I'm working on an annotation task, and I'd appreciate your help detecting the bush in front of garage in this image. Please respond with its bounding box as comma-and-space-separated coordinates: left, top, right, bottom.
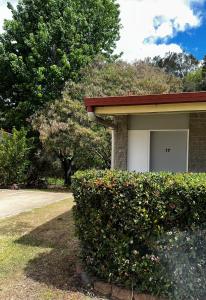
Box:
72, 170, 206, 299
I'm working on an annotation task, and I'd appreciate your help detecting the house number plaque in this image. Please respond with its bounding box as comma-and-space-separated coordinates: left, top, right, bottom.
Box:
165, 148, 171, 153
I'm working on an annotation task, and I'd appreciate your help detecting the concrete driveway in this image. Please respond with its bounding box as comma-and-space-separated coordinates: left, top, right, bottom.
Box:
0, 189, 72, 218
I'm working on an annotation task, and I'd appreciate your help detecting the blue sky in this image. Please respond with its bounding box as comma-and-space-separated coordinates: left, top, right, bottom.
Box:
1, 0, 206, 62
153, 1, 206, 60
116, 0, 206, 61
168, 17, 206, 60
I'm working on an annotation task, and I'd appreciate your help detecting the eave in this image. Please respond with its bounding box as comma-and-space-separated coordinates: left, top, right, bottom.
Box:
84, 92, 206, 115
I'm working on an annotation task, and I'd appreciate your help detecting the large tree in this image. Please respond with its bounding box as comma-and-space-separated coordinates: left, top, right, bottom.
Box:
67, 58, 183, 99
201, 55, 206, 91
149, 52, 199, 78
32, 97, 111, 185
32, 58, 183, 184
183, 68, 203, 92
0, 0, 120, 129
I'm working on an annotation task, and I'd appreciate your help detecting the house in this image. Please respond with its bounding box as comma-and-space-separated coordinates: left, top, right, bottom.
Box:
84, 92, 206, 173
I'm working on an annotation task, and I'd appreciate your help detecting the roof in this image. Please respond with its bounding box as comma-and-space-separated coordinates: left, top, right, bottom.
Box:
84, 92, 206, 115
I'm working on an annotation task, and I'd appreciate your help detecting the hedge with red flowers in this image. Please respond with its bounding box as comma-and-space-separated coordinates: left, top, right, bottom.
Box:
72, 170, 206, 299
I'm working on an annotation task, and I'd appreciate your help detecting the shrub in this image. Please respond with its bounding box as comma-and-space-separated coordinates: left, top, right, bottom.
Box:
72, 170, 206, 299
0, 128, 31, 186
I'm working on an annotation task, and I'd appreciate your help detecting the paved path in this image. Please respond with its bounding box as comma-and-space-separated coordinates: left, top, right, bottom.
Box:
0, 189, 72, 218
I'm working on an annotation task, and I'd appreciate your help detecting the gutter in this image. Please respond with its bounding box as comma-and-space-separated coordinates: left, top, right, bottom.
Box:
85, 92, 206, 108
86, 104, 117, 129
87, 106, 96, 122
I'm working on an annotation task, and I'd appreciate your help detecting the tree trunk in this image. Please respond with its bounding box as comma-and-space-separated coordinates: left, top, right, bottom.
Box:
61, 158, 73, 186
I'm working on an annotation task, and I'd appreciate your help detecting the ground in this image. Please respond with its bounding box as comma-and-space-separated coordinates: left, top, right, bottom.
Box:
0, 195, 105, 300
0, 189, 72, 218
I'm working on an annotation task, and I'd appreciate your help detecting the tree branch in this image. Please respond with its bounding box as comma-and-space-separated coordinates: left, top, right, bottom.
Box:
95, 116, 117, 129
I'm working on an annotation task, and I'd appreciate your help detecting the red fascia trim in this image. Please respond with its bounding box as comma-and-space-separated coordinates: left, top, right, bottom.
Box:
84, 92, 206, 110
87, 106, 94, 112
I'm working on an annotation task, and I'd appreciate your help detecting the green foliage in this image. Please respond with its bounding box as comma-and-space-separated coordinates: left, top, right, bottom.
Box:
182, 55, 206, 92
183, 68, 203, 92
0, 0, 120, 129
32, 57, 183, 184
32, 97, 110, 184
67, 58, 183, 100
47, 177, 64, 186
149, 51, 199, 78
72, 170, 206, 299
0, 128, 31, 186
201, 55, 206, 91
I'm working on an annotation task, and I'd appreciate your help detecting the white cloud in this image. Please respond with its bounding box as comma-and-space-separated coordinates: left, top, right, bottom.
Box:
116, 0, 205, 61
0, 0, 204, 62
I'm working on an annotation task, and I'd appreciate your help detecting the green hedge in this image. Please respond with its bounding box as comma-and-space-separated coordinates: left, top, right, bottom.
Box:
72, 170, 206, 299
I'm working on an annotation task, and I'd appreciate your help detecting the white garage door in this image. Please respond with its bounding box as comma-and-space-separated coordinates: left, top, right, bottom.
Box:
150, 131, 188, 172
128, 130, 150, 172
127, 130, 188, 172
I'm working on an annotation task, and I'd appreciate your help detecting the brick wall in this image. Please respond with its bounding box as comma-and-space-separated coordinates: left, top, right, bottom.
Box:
113, 116, 128, 170
189, 112, 206, 172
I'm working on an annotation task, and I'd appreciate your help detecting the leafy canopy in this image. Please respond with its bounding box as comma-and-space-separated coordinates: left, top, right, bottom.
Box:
0, 0, 120, 128
67, 58, 183, 100
182, 55, 206, 92
32, 96, 111, 184
148, 51, 199, 78
32, 58, 183, 182
183, 68, 203, 92
0, 128, 31, 186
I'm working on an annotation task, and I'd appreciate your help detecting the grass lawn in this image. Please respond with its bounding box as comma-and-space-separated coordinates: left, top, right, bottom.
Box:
47, 177, 65, 186
0, 198, 103, 300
